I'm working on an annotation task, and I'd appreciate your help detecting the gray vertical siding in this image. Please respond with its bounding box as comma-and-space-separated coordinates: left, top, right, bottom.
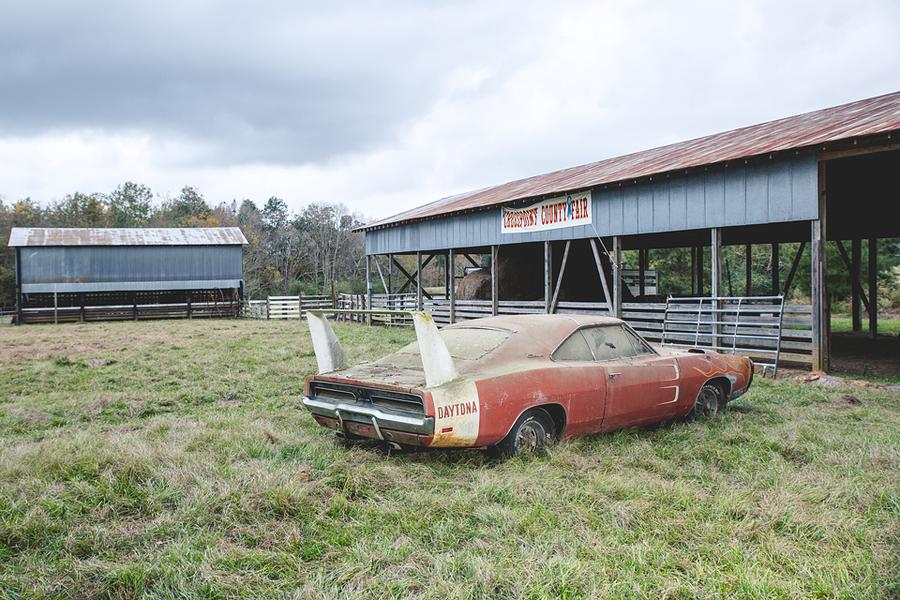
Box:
19, 245, 244, 292
366, 153, 818, 254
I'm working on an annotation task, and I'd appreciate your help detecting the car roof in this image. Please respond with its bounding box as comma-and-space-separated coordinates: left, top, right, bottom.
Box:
445, 313, 624, 333
441, 314, 628, 362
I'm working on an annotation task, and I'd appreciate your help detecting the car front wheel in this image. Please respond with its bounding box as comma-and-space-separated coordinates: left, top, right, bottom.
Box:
489, 407, 557, 459
688, 382, 726, 419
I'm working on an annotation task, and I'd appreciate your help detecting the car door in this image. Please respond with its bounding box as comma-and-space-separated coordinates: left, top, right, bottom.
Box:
579, 325, 681, 431
548, 328, 608, 435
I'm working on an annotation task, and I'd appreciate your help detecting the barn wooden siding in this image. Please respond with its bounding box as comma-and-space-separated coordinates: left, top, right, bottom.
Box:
365, 153, 817, 255
18, 245, 244, 293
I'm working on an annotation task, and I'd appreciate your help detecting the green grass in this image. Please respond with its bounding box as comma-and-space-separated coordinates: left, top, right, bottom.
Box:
832, 315, 900, 335
1, 319, 898, 598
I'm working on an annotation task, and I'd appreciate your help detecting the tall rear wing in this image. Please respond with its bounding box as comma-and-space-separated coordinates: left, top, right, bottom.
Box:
305, 309, 458, 388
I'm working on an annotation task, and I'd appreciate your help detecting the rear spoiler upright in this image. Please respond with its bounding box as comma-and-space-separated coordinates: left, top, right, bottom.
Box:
305, 309, 458, 388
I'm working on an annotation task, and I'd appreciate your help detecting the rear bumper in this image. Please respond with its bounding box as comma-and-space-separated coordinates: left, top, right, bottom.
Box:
302, 395, 434, 443
311, 414, 433, 446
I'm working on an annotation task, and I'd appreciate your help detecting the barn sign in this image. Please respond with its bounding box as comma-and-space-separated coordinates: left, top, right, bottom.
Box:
500, 191, 592, 234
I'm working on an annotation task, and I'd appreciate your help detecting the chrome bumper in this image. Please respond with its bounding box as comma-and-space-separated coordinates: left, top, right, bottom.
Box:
302, 396, 434, 437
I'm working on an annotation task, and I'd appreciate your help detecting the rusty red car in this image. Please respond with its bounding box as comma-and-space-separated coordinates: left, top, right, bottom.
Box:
302, 312, 753, 457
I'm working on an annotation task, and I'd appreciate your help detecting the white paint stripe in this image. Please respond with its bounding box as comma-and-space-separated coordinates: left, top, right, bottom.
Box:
429, 381, 480, 447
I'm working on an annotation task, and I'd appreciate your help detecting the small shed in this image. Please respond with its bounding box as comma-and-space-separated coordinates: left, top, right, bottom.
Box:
8, 227, 248, 323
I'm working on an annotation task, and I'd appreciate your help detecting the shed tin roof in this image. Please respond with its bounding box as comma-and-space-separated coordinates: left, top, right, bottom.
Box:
364, 91, 900, 230
8, 227, 248, 247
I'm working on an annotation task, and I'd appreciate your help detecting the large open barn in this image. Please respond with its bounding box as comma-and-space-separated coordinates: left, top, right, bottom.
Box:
360, 92, 900, 373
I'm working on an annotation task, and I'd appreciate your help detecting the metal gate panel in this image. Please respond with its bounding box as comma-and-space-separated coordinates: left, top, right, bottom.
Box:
660, 295, 785, 377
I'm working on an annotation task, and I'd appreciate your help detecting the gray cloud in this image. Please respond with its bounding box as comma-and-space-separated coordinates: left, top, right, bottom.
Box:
0, 1, 898, 214
0, 1, 538, 165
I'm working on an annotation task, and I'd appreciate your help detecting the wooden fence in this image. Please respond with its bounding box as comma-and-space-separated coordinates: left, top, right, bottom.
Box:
245, 295, 332, 319
19, 300, 240, 323
361, 293, 814, 366
245, 292, 814, 366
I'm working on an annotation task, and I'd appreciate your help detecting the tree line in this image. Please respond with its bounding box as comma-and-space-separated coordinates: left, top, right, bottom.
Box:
0, 183, 367, 307
2, 183, 897, 312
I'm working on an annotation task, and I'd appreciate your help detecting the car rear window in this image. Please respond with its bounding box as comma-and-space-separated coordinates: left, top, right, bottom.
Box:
551, 330, 594, 361
397, 327, 510, 360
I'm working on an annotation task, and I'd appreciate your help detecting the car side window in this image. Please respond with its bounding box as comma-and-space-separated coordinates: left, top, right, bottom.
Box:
620, 326, 654, 356
552, 330, 595, 361
580, 325, 651, 361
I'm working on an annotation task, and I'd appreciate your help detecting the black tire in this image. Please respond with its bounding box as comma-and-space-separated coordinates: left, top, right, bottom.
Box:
489, 408, 557, 459
687, 382, 726, 420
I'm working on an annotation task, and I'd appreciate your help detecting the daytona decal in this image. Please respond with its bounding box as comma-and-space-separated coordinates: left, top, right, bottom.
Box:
437, 401, 478, 419
429, 381, 480, 447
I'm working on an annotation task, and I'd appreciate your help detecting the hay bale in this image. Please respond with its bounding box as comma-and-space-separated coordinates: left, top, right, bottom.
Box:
456, 269, 491, 300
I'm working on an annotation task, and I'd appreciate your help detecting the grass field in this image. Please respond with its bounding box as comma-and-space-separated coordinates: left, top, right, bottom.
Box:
1, 319, 898, 598
832, 315, 900, 335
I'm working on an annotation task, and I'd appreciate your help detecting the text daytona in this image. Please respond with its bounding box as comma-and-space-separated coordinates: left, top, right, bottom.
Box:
437, 401, 478, 420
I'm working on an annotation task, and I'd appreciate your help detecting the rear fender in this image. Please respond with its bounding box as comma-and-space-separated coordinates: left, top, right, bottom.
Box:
471, 366, 601, 446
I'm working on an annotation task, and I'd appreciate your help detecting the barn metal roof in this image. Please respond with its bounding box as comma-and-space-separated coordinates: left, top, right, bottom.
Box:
8, 227, 248, 247
364, 91, 900, 230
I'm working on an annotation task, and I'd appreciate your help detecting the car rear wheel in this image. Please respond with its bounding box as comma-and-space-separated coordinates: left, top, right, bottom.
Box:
489, 408, 557, 459
689, 382, 726, 419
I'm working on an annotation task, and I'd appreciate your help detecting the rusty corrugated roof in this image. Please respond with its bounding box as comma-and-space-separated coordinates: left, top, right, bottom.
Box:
8, 227, 248, 247
364, 91, 900, 230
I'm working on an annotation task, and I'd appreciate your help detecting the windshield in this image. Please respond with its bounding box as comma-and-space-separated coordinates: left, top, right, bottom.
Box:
396, 327, 510, 360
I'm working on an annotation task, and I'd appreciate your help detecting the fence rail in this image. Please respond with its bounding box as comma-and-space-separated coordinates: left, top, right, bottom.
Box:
245, 295, 332, 319
18, 300, 240, 323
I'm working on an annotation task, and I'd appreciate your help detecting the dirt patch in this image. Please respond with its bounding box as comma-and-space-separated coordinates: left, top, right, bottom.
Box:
85, 358, 117, 368
830, 333, 900, 378
7, 407, 50, 425
798, 371, 846, 388
782, 369, 898, 391
0, 321, 231, 365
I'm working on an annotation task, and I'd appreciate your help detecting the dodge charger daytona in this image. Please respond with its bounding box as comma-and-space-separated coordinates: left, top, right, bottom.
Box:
302, 312, 753, 457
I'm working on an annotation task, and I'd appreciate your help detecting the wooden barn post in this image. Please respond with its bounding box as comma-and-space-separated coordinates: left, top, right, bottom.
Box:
770, 243, 779, 295
444, 251, 451, 300
490, 245, 499, 316
416, 251, 423, 311
14, 247, 23, 325
448, 248, 456, 324
544, 241, 552, 314
868, 238, 878, 338
745, 244, 752, 296
810, 162, 829, 371
638, 248, 647, 298
690, 246, 698, 295
711, 228, 722, 349
612, 236, 622, 318
851, 239, 861, 331
365, 254, 373, 325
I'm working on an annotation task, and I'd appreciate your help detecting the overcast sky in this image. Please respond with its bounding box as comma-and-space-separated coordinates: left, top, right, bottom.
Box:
1, 0, 898, 220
